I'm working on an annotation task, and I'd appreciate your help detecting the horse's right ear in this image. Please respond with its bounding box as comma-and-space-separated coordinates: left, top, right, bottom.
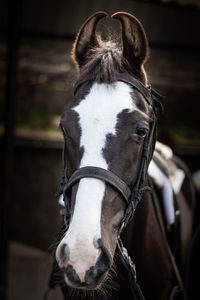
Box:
71, 11, 107, 69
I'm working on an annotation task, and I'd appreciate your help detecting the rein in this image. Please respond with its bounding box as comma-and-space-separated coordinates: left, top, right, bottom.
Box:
45, 74, 183, 300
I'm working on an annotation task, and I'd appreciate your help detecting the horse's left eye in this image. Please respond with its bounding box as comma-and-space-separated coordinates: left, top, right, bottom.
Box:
131, 128, 148, 140
136, 128, 148, 138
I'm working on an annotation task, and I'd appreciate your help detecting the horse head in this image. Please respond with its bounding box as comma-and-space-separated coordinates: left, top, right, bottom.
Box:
56, 11, 157, 291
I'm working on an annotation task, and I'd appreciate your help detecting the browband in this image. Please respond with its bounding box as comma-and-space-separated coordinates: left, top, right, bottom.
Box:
117, 73, 164, 104
74, 72, 164, 107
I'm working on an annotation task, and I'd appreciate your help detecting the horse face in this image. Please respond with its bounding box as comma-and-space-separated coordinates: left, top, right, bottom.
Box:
56, 81, 150, 289
56, 10, 150, 291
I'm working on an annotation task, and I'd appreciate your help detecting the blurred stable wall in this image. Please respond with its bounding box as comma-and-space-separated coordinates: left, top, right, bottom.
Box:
1, 0, 200, 254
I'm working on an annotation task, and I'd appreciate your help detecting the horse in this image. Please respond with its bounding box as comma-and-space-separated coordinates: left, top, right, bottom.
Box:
54, 12, 197, 300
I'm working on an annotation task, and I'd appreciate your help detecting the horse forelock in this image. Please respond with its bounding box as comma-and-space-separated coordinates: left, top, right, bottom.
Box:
78, 34, 147, 85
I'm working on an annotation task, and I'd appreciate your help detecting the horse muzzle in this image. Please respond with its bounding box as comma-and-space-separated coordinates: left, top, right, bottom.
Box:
56, 239, 112, 290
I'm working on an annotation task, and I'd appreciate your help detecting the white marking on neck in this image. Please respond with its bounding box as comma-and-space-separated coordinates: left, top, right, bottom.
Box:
59, 82, 136, 280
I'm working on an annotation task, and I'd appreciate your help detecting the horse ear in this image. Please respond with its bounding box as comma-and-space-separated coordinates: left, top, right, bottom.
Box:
111, 12, 149, 70
71, 11, 107, 69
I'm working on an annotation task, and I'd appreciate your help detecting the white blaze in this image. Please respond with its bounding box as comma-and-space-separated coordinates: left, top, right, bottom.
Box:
56, 82, 135, 282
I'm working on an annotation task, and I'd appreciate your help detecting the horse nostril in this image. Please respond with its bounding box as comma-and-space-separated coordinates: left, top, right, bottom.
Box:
56, 243, 70, 267
98, 239, 112, 267
64, 265, 81, 285
64, 244, 70, 261
85, 241, 112, 286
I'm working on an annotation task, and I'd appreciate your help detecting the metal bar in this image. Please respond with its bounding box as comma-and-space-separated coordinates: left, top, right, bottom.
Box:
0, 0, 20, 299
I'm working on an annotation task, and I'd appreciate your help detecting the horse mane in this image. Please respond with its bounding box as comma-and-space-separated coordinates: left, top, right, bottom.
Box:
72, 34, 147, 85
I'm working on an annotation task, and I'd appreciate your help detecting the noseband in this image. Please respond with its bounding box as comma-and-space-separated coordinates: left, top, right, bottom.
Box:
56, 73, 163, 299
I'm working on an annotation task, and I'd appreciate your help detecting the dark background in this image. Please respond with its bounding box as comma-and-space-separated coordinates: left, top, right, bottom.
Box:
0, 1, 200, 299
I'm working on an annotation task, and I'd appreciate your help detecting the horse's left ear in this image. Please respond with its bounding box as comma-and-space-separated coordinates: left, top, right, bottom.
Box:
112, 12, 149, 70
72, 11, 107, 69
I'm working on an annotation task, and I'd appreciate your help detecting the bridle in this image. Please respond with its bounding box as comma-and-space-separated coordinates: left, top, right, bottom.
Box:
55, 72, 163, 299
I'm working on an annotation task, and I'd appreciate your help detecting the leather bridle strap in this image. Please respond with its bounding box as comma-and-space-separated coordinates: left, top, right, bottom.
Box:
63, 166, 131, 204
74, 72, 164, 106
117, 72, 162, 105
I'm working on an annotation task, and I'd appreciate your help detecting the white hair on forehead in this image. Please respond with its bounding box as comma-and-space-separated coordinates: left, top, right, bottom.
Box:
74, 82, 135, 168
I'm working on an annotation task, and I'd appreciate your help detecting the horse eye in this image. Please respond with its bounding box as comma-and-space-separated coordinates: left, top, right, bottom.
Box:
132, 128, 148, 139
136, 128, 147, 137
